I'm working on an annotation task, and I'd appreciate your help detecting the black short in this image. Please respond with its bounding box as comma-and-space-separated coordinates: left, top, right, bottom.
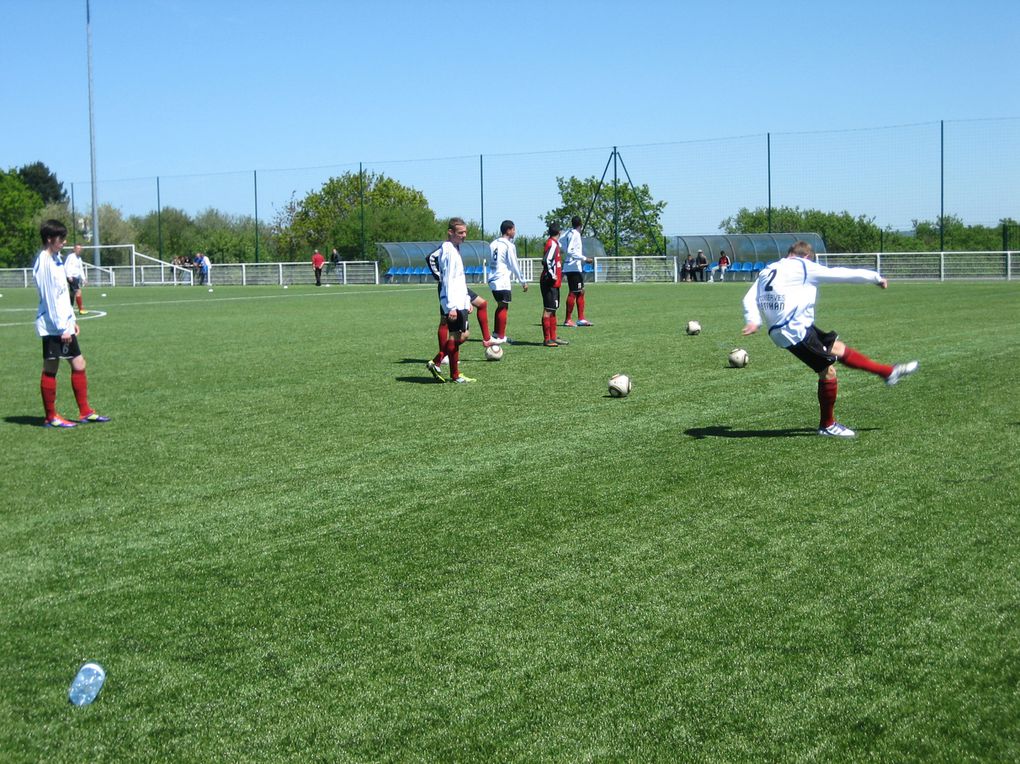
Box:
42, 335, 81, 361
490, 289, 512, 304
437, 287, 480, 315
565, 272, 585, 293
445, 309, 470, 334
67, 278, 83, 293
785, 326, 838, 373
540, 278, 560, 312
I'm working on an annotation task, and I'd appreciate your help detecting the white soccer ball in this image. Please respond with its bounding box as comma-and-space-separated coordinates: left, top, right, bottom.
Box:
485, 344, 504, 361
101, 293, 107, 297
728, 348, 749, 368
608, 373, 632, 398
283, 285, 289, 289
686, 320, 702, 335
208, 288, 214, 293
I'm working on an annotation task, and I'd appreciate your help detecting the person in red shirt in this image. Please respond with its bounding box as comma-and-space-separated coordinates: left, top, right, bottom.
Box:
539, 222, 569, 348
714, 251, 731, 282
311, 250, 325, 286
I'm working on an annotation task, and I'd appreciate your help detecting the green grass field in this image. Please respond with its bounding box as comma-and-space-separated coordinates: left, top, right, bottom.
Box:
1, 280, 1018, 761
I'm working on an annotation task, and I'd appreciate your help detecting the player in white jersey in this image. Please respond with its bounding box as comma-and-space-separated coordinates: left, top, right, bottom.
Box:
424, 229, 494, 380
487, 220, 528, 344
425, 218, 476, 384
33, 220, 110, 428
741, 240, 918, 438
64, 243, 88, 314
560, 216, 594, 326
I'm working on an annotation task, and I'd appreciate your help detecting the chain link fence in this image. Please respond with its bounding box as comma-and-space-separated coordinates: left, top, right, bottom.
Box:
62, 119, 1019, 262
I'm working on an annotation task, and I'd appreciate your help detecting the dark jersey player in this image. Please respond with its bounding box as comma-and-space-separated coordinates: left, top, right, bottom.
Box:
539, 222, 569, 348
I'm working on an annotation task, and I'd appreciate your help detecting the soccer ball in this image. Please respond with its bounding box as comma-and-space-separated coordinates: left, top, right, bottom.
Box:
686, 320, 702, 335
728, 348, 749, 368
485, 344, 504, 361
608, 373, 632, 398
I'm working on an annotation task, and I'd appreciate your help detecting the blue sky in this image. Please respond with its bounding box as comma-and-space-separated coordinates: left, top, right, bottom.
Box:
3, 0, 1018, 236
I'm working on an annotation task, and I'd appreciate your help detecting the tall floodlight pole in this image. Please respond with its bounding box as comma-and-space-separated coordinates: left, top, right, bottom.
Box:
86, 0, 101, 265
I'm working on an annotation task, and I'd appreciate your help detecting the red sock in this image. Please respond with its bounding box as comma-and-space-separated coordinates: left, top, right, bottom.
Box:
494, 305, 508, 338
475, 302, 491, 341
40, 372, 58, 420
840, 347, 893, 378
550, 315, 558, 341
565, 293, 576, 321
433, 322, 449, 364
818, 378, 838, 429
542, 314, 550, 342
71, 368, 92, 417
446, 337, 459, 378
76, 294, 84, 311
577, 292, 586, 320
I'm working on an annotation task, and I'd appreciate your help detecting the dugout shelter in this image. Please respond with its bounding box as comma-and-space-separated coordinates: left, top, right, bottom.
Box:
669, 233, 826, 263
378, 240, 491, 283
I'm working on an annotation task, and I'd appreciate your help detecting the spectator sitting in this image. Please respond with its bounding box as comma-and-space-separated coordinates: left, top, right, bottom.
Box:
712, 251, 731, 282
681, 255, 695, 282
695, 249, 709, 282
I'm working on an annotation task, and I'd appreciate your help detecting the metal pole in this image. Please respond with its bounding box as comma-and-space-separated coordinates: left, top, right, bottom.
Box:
940, 120, 945, 251
479, 154, 485, 238
359, 163, 366, 259
156, 176, 163, 261
69, 183, 76, 242
86, 0, 101, 265
767, 132, 772, 233
254, 170, 259, 263
613, 146, 619, 257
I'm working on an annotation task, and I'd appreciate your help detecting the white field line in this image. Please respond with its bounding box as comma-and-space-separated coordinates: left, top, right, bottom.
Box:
0, 287, 434, 328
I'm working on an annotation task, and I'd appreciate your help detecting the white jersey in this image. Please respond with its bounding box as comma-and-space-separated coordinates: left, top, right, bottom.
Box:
437, 241, 470, 314
33, 249, 76, 337
487, 236, 525, 291
742, 256, 884, 348
561, 228, 585, 273
64, 251, 86, 281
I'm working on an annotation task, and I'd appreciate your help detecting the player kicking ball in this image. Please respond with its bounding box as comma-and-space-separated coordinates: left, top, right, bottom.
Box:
741, 240, 918, 438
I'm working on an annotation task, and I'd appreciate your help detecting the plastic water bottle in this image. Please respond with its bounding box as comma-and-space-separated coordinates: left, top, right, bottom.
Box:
68, 662, 106, 706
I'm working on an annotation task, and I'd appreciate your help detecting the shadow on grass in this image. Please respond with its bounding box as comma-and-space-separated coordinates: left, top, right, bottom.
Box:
686, 425, 822, 439
5, 415, 47, 427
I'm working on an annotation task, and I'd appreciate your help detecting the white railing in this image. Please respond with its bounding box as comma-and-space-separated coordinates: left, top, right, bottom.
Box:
3, 251, 1015, 288
817, 251, 1016, 280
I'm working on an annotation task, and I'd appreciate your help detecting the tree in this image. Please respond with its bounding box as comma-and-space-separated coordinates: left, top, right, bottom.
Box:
274, 171, 439, 261
193, 208, 265, 263
0, 170, 44, 267
96, 204, 139, 247
544, 176, 666, 256
131, 206, 200, 262
722, 206, 1014, 252
17, 161, 66, 205
720, 206, 883, 253
908, 214, 1007, 251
